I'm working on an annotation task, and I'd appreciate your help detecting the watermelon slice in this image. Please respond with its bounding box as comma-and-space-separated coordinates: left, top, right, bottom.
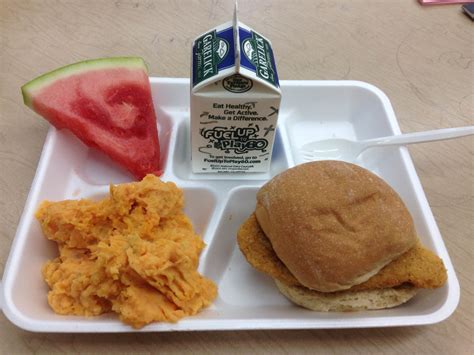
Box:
21, 57, 161, 179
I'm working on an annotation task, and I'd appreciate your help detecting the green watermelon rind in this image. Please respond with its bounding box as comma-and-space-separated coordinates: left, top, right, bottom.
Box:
21, 57, 147, 108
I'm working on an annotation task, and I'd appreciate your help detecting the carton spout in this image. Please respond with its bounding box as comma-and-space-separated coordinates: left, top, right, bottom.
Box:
233, 1, 240, 72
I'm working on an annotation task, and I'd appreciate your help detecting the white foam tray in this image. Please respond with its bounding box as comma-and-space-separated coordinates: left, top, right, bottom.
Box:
1, 78, 459, 332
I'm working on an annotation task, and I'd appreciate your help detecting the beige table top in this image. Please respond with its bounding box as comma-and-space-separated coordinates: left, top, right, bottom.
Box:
1, 0, 473, 353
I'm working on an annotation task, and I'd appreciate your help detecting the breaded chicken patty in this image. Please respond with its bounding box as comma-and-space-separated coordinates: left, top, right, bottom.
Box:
237, 213, 447, 291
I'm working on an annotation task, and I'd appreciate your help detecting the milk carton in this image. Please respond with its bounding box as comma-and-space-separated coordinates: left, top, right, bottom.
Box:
190, 6, 281, 173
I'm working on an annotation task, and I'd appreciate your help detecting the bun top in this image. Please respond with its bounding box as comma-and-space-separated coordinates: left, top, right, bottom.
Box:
255, 161, 417, 292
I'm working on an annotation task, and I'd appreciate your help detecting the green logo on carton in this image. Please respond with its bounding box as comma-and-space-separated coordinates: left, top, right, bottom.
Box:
216, 39, 229, 62
194, 30, 229, 85
242, 32, 277, 87
222, 74, 253, 93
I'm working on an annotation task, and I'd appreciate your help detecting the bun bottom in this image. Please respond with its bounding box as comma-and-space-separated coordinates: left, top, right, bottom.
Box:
275, 280, 418, 312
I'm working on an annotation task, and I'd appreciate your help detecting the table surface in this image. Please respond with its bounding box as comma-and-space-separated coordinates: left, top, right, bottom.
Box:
1, 0, 473, 353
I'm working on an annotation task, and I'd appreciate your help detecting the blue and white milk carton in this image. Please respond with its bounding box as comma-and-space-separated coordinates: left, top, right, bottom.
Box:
190, 6, 281, 173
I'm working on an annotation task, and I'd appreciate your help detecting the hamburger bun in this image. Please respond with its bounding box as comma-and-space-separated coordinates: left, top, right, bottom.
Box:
275, 280, 419, 312
255, 161, 417, 292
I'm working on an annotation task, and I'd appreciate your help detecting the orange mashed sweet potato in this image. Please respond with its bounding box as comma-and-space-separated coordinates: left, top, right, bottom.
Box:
36, 174, 217, 328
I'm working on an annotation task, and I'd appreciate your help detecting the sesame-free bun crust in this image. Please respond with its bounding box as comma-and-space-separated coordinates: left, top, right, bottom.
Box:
256, 161, 417, 292
275, 280, 419, 312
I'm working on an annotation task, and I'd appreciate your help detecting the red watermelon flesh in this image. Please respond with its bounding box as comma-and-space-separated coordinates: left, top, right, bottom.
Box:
22, 57, 161, 179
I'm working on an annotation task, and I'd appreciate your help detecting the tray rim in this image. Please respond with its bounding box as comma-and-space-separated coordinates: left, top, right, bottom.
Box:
0, 78, 460, 332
